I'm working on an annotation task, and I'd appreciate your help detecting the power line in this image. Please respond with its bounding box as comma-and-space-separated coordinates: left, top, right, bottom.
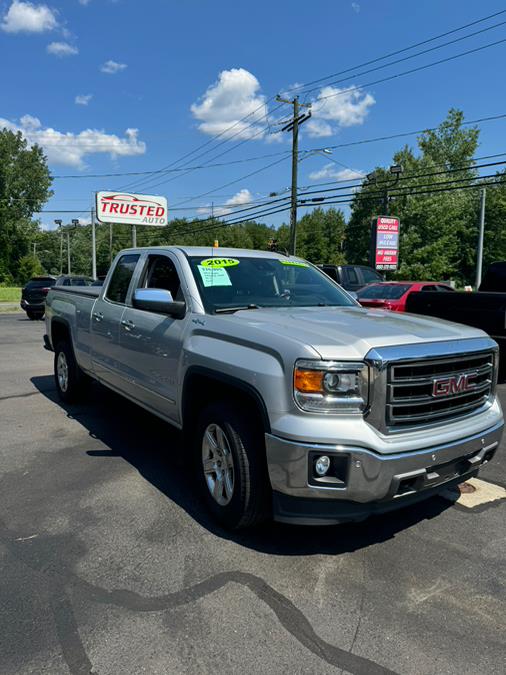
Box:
168, 155, 290, 208
51, 148, 292, 180
304, 113, 506, 153
294, 17, 506, 98
285, 9, 506, 94
112, 13, 506, 193
119, 104, 283, 193
315, 37, 506, 108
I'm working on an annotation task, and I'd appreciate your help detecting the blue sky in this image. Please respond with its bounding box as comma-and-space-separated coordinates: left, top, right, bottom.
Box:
1, 0, 506, 230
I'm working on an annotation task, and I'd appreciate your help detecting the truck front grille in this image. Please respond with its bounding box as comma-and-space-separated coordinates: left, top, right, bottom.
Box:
386, 351, 494, 428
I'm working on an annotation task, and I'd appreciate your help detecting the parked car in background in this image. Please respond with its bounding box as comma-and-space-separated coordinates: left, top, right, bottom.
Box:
406, 262, 506, 374
318, 264, 383, 292
21, 275, 94, 320
20, 276, 56, 320
357, 281, 455, 312
55, 275, 94, 287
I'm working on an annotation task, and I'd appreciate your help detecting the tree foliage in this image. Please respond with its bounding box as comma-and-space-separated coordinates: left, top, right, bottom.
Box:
0, 129, 52, 282
345, 109, 486, 284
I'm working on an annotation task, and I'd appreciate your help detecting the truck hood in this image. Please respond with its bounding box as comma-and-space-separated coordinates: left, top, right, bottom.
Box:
231, 306, 484, 360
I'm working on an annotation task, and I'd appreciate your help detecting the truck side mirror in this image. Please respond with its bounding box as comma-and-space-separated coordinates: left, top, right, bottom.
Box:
132, 288, 186, 318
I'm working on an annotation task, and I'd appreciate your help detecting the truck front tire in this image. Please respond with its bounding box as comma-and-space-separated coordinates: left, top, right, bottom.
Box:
194, 402, 271, 529
54, 340, 87, 403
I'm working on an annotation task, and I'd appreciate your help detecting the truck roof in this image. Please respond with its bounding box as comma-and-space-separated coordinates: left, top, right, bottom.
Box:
119, 246, 297, 260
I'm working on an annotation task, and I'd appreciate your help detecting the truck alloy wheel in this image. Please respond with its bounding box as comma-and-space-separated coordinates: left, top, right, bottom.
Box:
202, 423, 235, 505
194, 402, 270, 529
54, 341, 87, 403
57, 351, 69, 393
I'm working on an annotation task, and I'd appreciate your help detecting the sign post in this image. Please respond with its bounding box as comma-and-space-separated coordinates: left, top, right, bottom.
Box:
370, 216, 400, 271
95, 192, 168, 248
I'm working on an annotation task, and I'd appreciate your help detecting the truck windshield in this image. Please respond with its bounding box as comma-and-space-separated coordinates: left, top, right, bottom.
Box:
188, 256, 356, 313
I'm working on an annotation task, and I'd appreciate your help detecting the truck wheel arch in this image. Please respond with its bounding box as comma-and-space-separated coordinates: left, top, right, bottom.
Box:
182, 367, 271, 435
51, 317, 72, 350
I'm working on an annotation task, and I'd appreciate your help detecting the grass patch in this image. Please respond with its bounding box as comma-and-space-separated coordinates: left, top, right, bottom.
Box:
0, 287, 21, 302
0, 305, 21, 313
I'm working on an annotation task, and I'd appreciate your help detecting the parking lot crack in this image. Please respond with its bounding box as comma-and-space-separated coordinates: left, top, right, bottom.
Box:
73, 571, 398, 675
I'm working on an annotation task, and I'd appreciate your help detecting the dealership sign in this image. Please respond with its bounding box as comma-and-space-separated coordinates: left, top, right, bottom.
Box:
372, 216, 400, 271
96, 192, 168, 226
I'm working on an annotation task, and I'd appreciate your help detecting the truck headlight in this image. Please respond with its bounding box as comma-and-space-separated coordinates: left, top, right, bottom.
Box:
294, 360, 369, 413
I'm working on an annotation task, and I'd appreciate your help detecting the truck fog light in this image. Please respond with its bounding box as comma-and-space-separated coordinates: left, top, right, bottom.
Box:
315, 455, 331, 476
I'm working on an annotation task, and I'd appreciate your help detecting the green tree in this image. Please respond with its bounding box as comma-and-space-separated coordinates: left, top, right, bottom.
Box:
0, 129, 52, 279
277, 208, 346, 263
481, 171, 506, 273
17, 254, 44, 283
345, 109, 480, 282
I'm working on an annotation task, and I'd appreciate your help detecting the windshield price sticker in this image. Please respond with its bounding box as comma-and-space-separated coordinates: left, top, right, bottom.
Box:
200, 258, 240, 269
279, 260, 309, 268
198, 266, 232, 287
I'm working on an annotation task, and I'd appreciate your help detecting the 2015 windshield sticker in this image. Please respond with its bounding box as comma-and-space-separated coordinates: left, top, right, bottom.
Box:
198, 266, 232, 287
279, 260, 309, 268
200, 258, 240, 269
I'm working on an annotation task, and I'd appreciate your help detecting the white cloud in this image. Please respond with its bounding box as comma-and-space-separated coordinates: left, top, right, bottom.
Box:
100, 59, 127, 74
309, 164, 364, 182
306, 85, 375, 138
0, 114, 146, 168
1, 1, 58, 33
197, 188, 253, 217
75, 94, 93, 105
78, 0, 91, 5
351, 2, 360, 13
46, 41, 78, 57
191, 68, 268, 140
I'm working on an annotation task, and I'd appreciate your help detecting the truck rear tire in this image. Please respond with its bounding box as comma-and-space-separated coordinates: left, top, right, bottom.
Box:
54, 340, 87, 403
194, 402, 271, 529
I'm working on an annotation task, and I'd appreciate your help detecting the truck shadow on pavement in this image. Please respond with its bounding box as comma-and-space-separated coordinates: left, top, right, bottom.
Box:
31, 374, 455, 556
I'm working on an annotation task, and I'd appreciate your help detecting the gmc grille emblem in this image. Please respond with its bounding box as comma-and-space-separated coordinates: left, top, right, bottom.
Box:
432, 372, 478, 397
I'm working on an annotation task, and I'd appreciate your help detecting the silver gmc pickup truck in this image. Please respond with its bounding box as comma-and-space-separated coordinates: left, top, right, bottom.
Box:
44, 246, 503, 528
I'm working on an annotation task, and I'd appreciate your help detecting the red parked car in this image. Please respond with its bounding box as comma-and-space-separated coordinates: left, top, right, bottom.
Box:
357, 281, 455, 312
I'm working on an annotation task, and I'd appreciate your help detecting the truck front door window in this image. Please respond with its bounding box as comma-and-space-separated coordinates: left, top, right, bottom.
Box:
144, 256, 183, 300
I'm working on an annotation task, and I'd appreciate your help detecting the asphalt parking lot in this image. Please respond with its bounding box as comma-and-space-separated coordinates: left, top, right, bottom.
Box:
1, 312, 505, 675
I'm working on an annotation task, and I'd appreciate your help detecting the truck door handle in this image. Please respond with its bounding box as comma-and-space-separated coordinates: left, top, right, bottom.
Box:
121, 319, 136, 331
93, 312, 103, 322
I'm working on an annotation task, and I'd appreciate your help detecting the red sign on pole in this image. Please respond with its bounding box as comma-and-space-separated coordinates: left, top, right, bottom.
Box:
373, 216, 400, 271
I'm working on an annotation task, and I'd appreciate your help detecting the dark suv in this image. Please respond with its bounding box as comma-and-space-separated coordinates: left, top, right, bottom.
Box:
318, 264, 383, 292
55, 275, 94, 287
20, 276, 56, 319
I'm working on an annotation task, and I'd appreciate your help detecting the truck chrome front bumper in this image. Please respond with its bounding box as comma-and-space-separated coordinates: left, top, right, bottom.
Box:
265, 421, 503, 524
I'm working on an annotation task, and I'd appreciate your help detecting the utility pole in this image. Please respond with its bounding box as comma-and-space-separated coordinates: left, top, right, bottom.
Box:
67, 219, 79, 276
276, 95, 312, 255
54, 220, 63, 274
476, 187, 486, 289
67, 229, 71, 275
109, 223, 113, 265
383, 186, 389, 216
33, 242, 37, 257
91, 207, 97, 280
132, 223, 137, 248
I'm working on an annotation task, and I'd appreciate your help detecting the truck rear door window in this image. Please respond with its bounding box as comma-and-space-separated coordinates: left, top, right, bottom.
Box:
105, 254, 140, 304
